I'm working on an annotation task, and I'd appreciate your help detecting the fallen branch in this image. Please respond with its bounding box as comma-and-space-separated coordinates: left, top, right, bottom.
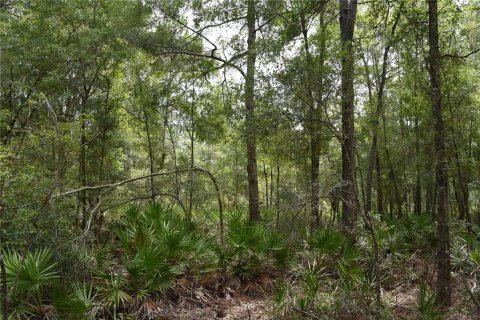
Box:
52, 167, 224, 242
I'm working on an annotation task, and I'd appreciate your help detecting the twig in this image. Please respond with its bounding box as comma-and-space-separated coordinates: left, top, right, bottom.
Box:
442, 48, 480, 59
293, 307, 320, 319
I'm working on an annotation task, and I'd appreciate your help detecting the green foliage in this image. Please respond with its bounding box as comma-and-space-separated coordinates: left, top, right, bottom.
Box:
3, 248, 59, 319
219, 211, 291, 282
97, 272, 132, 319
308, 229, 344, 255
4, 248, 59, 298
416, 283, 441, 320
53, 282, 99, 319
112, 204, 217, 298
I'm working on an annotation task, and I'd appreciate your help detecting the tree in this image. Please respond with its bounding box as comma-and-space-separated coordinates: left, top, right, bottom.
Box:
245, 0, 261, 222
427, 0, 451, 306
339, 0, 358, 229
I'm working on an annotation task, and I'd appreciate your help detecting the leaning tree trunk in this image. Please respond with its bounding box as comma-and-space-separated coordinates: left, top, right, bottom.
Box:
245, 0, 260, 222
428, 0, 451, 306
339, 0, 358, 230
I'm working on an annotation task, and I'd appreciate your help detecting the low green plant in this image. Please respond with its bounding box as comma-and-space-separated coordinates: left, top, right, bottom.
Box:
3, 248, 59, 318
97, 272, 132, 320
53, 282, 99, 319
220, 211, 291, 284
416, 283, 441, 320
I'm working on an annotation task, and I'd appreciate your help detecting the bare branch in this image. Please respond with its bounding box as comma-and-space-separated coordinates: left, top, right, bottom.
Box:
157, 47, 247, 78
442, 48, 480, 59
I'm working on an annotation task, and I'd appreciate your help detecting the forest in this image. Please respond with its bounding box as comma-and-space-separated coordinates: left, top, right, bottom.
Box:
1, 0, 480, 319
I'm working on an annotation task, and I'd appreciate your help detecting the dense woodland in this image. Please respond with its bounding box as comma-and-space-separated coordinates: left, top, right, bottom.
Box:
1, 0, 480, 319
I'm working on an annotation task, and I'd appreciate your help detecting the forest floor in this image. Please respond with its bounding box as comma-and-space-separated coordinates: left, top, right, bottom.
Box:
153, 254, 479, 320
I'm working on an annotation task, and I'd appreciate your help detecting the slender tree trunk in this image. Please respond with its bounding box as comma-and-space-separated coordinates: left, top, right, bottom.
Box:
0, 257, 7, 320
376, 153, 384, 217
276, 151, 280, 229
381, 98, 403, 219
79, 94, 88, 228
389, 192, 394, 220
414, 118, 422, 215
339, 0, 358, 230
365, 7, 401, 219
234, 143, 239, 208
270, 166, 274, 209
426, 184, 433, 215
144, 107, 155, 202
159, 114, 167, 170
166, 120, 180, 199
245, 0, 260, 222
428, 0, 451, 306
0, 183, 8, 320
452, 132, 470, 222
300, 10, 321, 230
263, 162, 269, 208
188, 86, 195, 220
452, 178, 465, 220
94, 81, 111, 238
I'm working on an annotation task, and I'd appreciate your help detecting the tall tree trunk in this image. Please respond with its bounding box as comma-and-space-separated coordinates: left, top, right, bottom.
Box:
300, 9, 321, 230
78, 94, 88, 228
143, 107, 155, 202
276, 151, 280, 229
263, 162, 269, 208
270, 166, 274, 209
339, 0, 358, 230
245, 0, 260, 222
188, 85, 195, 220
452, 178, 466, 220
234, 143, 240, 208
159, 113, 167, 170
451, 131, 470, 222
376, 153, 384, 216
382, 98, 403, 219
428, 0, 451, 306
0, 182, 8, 320
167, 121, 180, 199
365, 7, 401, 217
414, 117, 422, 215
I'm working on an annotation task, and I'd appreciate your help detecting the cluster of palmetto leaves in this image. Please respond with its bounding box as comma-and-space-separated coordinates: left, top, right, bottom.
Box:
4, 248, 60, 319
2, 204, 291, 319
271, 228, 373, 319
270, 214, 450, 320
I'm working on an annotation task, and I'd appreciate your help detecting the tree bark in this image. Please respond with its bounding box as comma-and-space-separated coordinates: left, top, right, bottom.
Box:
245, 0, 260, 222
428, 0, 451, 306
339, 0, 358, 230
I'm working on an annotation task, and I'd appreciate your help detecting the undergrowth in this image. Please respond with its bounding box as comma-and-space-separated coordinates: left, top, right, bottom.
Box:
3, 208, 480, 319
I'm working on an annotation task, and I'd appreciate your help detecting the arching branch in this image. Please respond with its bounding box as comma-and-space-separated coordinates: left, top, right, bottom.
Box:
52, 167, 224, 242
